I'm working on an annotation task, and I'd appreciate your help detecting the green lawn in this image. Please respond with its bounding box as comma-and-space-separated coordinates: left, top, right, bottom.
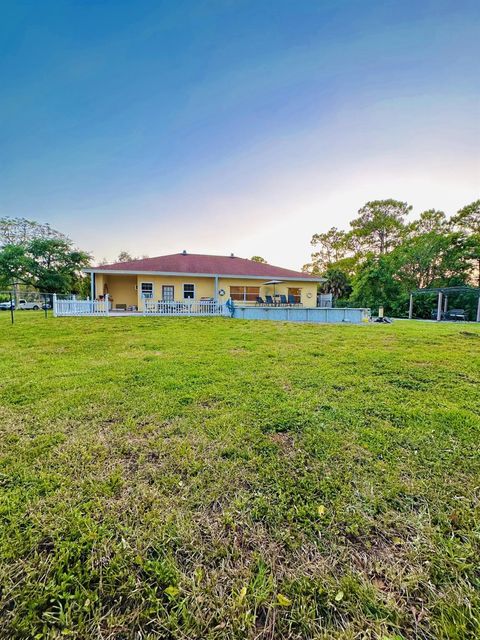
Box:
0, 314, 479, 639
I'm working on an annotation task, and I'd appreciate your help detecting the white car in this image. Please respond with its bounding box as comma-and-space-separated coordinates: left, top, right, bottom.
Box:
17, 299, 47, 310
0, 300, 15, 310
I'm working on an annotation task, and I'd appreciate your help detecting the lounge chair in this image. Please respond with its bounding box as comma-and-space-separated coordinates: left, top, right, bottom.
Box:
265, 295, 274, 305
279, 295, 288, 305
256, 296, 265, 305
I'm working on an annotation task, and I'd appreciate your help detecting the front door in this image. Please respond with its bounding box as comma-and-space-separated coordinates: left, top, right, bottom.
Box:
162, 285, 174, 301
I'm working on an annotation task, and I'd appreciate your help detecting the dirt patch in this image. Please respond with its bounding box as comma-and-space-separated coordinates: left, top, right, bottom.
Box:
269, 432, 296, 455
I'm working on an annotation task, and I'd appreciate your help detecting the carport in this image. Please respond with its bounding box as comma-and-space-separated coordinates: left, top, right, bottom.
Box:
408, 286, 480, 322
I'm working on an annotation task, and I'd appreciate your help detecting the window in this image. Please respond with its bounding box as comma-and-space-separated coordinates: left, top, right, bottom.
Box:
230, 286, 260, 302
183, 284, 195, 299
288, 287, 301, 304
162, 285, 174, 301
141, 282, 153, 299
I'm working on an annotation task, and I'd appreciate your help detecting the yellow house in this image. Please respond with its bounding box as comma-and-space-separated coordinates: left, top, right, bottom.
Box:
85, 252, 323, 310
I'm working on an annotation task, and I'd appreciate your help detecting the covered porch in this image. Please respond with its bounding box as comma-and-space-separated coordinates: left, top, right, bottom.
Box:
90, 273, 319, 311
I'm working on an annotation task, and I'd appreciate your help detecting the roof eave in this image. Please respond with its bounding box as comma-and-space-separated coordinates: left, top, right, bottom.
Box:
83, 268, 324, 282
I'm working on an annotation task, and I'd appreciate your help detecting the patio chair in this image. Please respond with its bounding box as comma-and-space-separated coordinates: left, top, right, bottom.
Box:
288, 295, 302, 306
279, 294, 288, 306
265, 295, 274, 305
256, 296, 265, 305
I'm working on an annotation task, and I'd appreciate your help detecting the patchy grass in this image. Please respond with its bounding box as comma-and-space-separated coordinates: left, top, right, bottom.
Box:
0, 313, 479, 639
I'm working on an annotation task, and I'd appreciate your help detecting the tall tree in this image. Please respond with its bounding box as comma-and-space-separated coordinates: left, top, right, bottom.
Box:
250, 256, 267, 263
393, 231, 472, 290
0, 217, 66, 247
26, 238, 91, 293
0, 238, 91, 293
451, 200, 480, 286
0, 245, 31, 288
452, 200, 480, 234
409, 209, 448, 235
350, 199, 411, 255
306, 227, 353, 274
117, 251, 134, 262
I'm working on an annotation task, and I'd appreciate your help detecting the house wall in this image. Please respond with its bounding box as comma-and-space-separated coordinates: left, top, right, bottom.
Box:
94, 273, 137, 307
135, 275, 215, 307
93, 274, 319, 308
106, 275, 137, 307
94, 274, 104, 297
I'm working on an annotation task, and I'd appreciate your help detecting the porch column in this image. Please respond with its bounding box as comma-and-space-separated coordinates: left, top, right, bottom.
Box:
90, 272, 95, 300
436, 291, 443, 321
408, 293, 413, 319
214, 275, 219, 301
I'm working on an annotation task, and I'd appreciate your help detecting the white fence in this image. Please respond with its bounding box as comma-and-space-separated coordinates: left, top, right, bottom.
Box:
143, 299, 226, 316
53, 294, 109, 317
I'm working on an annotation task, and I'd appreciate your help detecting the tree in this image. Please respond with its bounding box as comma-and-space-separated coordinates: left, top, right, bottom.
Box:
0, 217, 66, 247
250, 256, 267, 263
116, 251, 148, 263
306, 227, 353, 274
350, 199, 411, 255
117, 251, 134, 262
451, 200, 480, 286
0, 238, 91, 293
0, 245, 31, 288
409, 209, 448, 235
393, 231, 472, 291
350, 254, 404, 315
452, 200, 480, 234
319, 267, 352, 301
26, 238, 91, 293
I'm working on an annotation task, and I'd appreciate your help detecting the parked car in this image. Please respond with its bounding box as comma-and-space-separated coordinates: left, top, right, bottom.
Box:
17, 299, 49, 311
431, 308, 468, 321
0, 300, 15, 310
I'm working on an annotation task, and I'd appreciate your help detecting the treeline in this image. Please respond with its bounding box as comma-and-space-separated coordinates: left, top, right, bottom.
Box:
303, 199, 480, 317
1, 200, 479, 317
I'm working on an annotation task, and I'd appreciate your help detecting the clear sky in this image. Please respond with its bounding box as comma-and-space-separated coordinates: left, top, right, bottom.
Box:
1, 1, 479, 269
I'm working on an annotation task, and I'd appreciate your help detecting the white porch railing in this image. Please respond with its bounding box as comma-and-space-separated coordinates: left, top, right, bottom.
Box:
53, 294, 109, 317
143, 299, 225, 316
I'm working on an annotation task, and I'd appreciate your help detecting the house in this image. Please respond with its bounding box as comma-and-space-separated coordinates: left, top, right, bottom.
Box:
85, 252, 323, 310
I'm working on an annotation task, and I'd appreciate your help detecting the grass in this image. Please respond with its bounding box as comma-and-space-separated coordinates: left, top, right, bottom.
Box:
0, 313, 479, 639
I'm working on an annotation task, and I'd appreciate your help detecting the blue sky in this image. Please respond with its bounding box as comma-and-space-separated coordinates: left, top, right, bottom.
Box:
1, 0, 479, 268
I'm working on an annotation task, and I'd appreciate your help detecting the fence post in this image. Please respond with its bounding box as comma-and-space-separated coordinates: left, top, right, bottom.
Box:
408, 293, 413, 319
477, 295, 480, 322
53, 293, 57, 317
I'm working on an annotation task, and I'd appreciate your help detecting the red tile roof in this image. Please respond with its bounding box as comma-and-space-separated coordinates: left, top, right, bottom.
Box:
91, 253, 321, 281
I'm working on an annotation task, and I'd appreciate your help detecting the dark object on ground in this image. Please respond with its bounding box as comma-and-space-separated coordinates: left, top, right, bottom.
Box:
373, 317, 392, 323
